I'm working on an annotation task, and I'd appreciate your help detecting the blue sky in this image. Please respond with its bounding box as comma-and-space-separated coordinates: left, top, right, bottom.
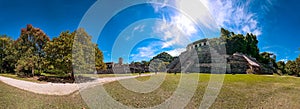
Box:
0, 0, 299, 63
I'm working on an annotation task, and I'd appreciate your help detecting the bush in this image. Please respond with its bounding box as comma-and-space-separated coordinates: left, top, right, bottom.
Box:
44, 69, 65, 75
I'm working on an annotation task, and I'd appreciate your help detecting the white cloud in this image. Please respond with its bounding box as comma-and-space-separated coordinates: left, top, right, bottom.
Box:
149, 0, 278, 36
264, 51, 277, 56
133, 24, 145, 32
262, 46, 271, 50
138, 0, 277, 61
172, 15, 197, 36
166, 48, 186, 56
131, 46, 155, 59
153, 19, 191, 48
125, 24, 145, 41
278, 58, 288, 63
200, 0, 262, 35
149, 0, 170, 12
130, 44, 161, 61
149, 0, 219, 35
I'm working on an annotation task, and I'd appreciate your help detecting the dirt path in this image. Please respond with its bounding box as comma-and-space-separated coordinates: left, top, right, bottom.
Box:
0, 74, 153, 95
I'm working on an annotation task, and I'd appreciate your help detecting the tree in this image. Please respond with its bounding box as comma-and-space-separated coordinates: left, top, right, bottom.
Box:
276, 61, 286, 75
14, 24, 50, 76
44, 31, 74, 75
226, 34, 247, 55
151, 52, 174, 63
245, 33, 259, 58
285, 60, 297, 76
15, 48, 38, 76
141, 60, 150, 66
220, 28, 260, 57
259, 52, 276, 65
0, 35, 16, 73
45, 29, 106, 78
149, 59, 166, 74
296, 55, 300, 76
95, 47, 106, 72
72, 28, 97, 76
221, 27, 231, 39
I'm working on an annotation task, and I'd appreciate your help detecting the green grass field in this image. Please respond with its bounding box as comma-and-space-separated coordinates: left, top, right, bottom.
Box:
1, 73, 300, 108
0, 73, 141, 83
0, 74, 42, 83
0, 81, 87, 109
78, 73, 140, 78
102, 74, 300, 108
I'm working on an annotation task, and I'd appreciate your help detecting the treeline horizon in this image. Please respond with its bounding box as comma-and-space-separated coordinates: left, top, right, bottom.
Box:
0, 24, 299, 77
0, 24, 106, 78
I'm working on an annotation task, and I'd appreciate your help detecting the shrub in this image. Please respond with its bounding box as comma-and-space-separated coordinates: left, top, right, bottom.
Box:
44, 69, 65, 75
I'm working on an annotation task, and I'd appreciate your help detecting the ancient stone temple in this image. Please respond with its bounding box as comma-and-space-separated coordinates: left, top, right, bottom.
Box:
168, 39, 274, 74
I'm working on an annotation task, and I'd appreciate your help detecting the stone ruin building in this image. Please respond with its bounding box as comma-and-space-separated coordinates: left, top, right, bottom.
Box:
99, 57, 149, 74
100, 38, 274, 74
167, 38, 274, 74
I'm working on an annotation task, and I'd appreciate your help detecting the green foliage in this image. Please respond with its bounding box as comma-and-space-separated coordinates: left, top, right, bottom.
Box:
0, 25, 106, 78
14, 24, 50, 76
276, 61, 286, 75
220, 28, 259, 58
44, 31, 74, 75
296, 55, 300, 75
245, 33, 259, 58
72, 28, 97, 74
150, 52, 174, 63
149, 59, 167, 73
15, 49, 38, 76
220, 28, 280, 71
285, 60, 297, 76
95, 47, 106, 71
284, 54, 300, 76
0, 35, 16, 73
226, 34, 247, 55
259, 52, 276, 66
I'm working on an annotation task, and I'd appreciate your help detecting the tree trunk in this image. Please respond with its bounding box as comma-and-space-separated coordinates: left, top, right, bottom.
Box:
32, 66, 35, 76
71, 71, 75, 81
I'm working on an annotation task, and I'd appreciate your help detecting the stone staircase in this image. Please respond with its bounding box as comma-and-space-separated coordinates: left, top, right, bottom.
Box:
167, 44, 274, 74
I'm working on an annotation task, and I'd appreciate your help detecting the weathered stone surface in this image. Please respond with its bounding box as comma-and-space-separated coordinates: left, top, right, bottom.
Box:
168, 39, 274, 74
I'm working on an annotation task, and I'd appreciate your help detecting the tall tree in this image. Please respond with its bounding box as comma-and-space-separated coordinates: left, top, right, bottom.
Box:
221, 27, 231, 39
226, 34, 247, 55
0, 35, 16, 73
44, 31, 74, 75
296, 55, 300, 75
276, 61, 286, 75
245, 33, 259, 58
285, 60, 297, 76
72, 28, 97, 75
14, 24, 50, 76
95, 47, 106, 72
15, 48, 38, 76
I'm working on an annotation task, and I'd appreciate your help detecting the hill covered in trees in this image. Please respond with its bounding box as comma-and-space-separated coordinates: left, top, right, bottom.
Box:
0, 24, 106, 79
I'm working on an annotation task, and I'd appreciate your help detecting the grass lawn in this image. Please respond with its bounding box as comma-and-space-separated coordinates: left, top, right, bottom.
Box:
0, 81, 88, 109
101, 73, 300, 108
0, 73, 41, 83
77, 73, 141, 78
0, 73, 142, 83
1, 73, 300, 108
